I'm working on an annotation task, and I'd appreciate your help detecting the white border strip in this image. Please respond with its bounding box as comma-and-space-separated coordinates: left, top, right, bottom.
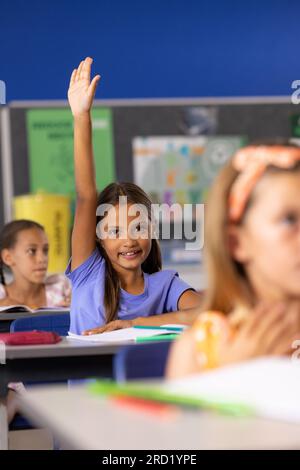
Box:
0, 107, 14, 222
9, 95, 292, 108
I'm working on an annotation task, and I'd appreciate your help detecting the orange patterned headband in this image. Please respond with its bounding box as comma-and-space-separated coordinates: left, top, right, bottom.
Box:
228, 145, 300, 222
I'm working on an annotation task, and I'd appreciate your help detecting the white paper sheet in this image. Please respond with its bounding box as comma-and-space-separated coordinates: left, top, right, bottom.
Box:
164, 357, 300, 423
67, 327, 175, 343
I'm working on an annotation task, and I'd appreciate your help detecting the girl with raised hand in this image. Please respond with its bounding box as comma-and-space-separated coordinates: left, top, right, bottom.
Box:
67, 57, 201, 335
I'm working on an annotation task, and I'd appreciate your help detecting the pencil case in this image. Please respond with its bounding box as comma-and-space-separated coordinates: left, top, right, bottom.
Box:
0, 330, 62, 345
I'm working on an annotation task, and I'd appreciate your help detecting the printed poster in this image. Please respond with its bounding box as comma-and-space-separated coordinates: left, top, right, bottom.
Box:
26, 108, 115, 197
133, 136, 247, 206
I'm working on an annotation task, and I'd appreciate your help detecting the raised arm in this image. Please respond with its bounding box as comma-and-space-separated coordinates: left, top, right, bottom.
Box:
68, 57, 101, 270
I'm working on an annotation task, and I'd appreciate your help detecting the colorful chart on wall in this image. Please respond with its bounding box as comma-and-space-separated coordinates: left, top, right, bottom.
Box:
133, 136, 247, 206
26, 108, 115, 196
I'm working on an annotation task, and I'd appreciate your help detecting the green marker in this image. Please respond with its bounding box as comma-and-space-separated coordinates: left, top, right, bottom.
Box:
133, 325, 184, 332
89, 380, 255, 417
136, 334, 179, 343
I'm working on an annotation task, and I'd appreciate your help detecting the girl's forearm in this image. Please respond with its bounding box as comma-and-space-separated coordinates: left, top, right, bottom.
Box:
74, 113, 97, 199
132, 308, 200, 327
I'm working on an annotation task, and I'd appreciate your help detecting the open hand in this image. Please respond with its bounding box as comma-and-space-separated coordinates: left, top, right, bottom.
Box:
83, 319, 134, 335
68, 57, 100, 117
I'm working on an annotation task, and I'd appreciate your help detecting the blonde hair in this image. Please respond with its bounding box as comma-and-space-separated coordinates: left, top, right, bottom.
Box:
202, 161, 249, 314
202, 142, 300, 315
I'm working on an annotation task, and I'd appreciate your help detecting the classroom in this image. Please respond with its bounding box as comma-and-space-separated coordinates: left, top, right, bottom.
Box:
0, 0, 300, 459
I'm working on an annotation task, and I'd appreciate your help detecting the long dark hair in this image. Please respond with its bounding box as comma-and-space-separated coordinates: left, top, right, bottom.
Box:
0, 219, 45, 285
96, 182, 162, 323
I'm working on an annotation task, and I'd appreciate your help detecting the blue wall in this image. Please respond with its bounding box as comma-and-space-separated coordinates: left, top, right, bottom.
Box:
1, 0, 299, 101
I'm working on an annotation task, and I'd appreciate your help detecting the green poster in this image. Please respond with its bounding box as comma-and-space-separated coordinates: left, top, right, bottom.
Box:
291, 114, 300, 138
26, 108, 115, 197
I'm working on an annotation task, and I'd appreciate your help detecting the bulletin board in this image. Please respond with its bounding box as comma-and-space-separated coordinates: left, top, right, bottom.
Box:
7, 99, 298, 201
1, 98, 298, 276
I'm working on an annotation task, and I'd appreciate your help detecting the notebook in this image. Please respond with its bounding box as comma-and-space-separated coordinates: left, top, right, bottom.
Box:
0, 305, 70, 314
67, 327, 176, 344
162, 357, 300, 422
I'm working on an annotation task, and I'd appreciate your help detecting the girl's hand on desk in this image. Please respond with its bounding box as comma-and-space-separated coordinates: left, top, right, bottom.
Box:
83, 319, 134, 335
68, 57, 101, 117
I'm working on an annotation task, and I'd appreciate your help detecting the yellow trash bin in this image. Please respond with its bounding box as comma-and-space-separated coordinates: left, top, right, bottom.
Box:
13, 193, 71, 274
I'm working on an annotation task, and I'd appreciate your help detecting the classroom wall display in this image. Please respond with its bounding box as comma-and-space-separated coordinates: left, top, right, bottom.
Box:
8, 100, 296, 202
133, 135, 246, 266
3, 99, 296, 276
180, 107, 218, 135
26, 108, 115, 197
291, 114, 300, 137
14, 193, 71, 274
133, 136, 246, 206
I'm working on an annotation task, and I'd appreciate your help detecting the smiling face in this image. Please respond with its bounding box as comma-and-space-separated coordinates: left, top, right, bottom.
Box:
98, 203, 152, 274
229, 169, 300, 301
1, 228, 49, 284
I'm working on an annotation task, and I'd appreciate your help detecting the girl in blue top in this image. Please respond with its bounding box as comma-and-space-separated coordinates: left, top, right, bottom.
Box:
67, 57, 201, 335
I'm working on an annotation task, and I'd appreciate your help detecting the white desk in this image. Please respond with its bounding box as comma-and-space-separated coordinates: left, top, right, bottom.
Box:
3, 337, 130, 360
17, 384, 300, 450
0, 338, 132, 450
